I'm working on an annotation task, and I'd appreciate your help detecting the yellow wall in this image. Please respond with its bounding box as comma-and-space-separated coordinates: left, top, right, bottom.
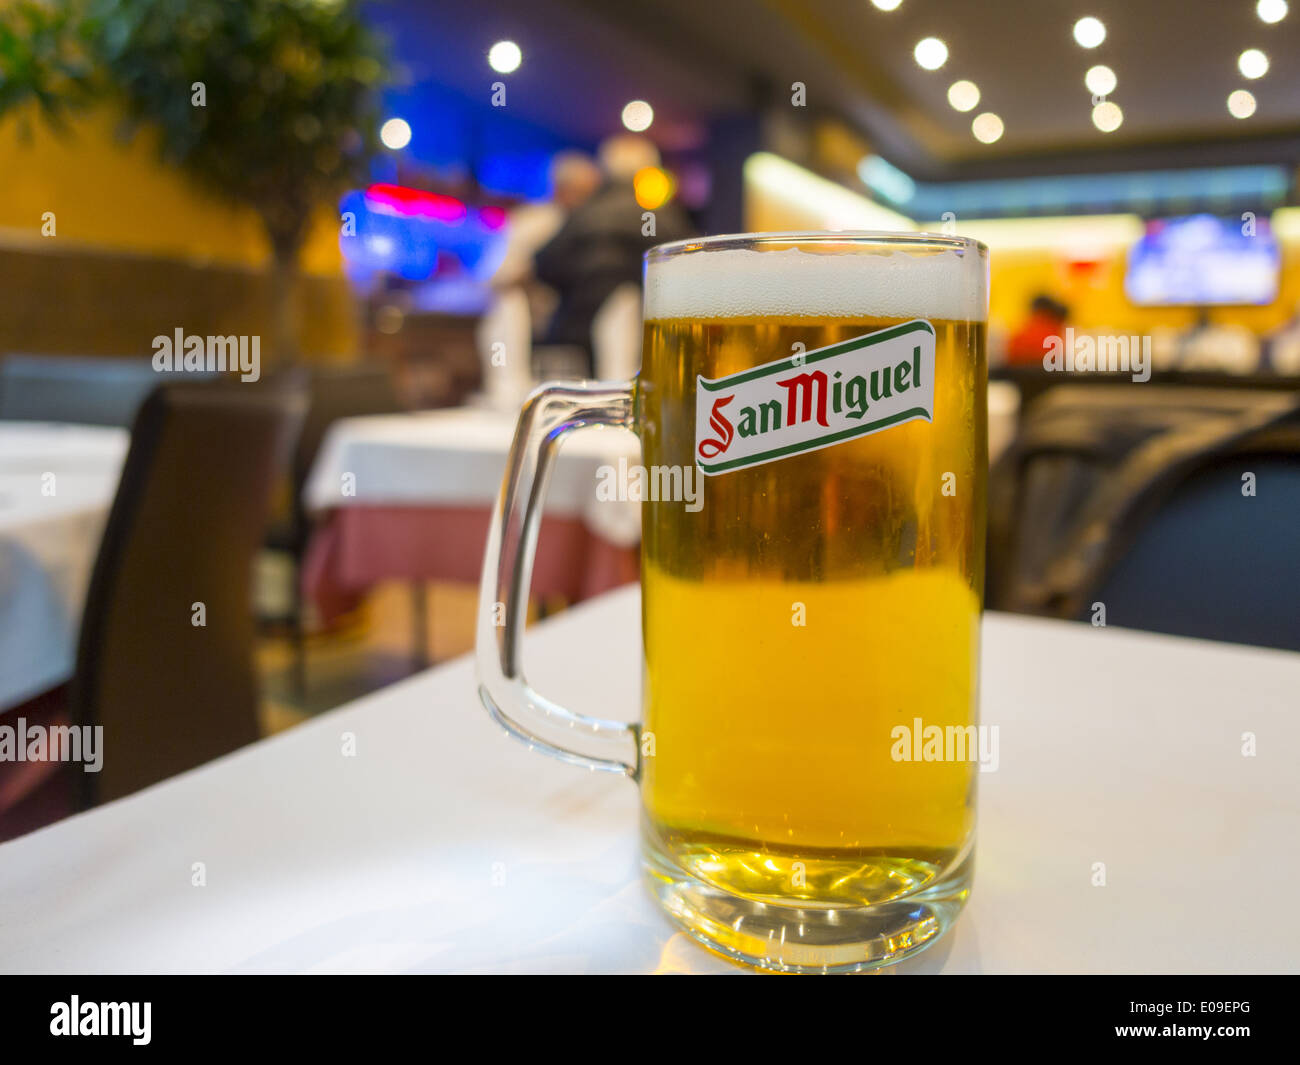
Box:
0, 104, 344, 276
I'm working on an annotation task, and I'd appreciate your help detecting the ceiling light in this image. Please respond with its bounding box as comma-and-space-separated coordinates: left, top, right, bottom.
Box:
621, 100, 654, 132
914, 37, 949, 70
1091, 101, 1123, 132
1073, 17, 1106, 48
870, 0, 903, 9
488, 40, 522, 74
379, 117, 411, 150
972, 112, 1004, 144
1257, 0, 1287, 23
1228, 89, 1257, 118
1238, 49, 1269, 78
1085, 65, 1117, 96
947, 80, 980, 112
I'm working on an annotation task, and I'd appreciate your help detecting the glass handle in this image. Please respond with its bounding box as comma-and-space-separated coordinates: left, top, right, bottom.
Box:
476, 381, 640, 777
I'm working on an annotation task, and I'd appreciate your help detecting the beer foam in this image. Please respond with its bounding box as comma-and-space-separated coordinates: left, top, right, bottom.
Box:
644, 243, 987, 322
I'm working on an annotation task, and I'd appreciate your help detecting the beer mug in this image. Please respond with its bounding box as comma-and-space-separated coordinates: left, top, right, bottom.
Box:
478, 232, 989, 972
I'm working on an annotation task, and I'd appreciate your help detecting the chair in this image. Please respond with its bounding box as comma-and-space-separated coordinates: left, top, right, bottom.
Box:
0, 353, 209, 427
262, 364, 401, 692
70, 379, 303, 805
1088, 453, 1300, 650
988, 384, 1300, 651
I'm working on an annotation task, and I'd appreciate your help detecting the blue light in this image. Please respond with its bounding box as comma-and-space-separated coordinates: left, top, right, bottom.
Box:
906, 165, 1290, 219
338, 189, 508, 285
858, 155, 916, 205
478, 151, 555, 200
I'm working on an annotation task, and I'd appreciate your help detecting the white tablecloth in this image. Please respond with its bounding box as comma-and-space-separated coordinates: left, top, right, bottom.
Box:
0, 424, 129, 710
1, 586, 1296, 974
303, 406, 643, 547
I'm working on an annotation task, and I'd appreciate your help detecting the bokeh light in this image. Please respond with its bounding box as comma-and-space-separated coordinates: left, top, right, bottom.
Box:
972, 112, 1004, 143
487, 41, 522, 74
379, 117, 411, 150
947, 80, 980, 112
621, 100, 654, 132
914, 37, 948, 70
633, 166, 674, 209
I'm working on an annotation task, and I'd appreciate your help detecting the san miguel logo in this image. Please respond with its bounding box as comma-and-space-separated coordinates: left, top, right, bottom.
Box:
694, 319, 937, 475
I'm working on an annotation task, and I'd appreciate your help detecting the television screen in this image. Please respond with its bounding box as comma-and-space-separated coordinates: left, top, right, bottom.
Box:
1125, 213, 1279, 306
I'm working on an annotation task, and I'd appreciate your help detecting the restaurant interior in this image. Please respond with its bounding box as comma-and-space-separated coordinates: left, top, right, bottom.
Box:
0, 0, 1297, 977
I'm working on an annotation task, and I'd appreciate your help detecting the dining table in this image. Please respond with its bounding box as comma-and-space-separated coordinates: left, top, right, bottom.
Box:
301, 405, 643, 622
0, 422, 129, 711
0, 585, 1295, 974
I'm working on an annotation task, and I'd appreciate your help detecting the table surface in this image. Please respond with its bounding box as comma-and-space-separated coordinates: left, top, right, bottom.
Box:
0, 423, 129, 710
1, 585, 1296, 974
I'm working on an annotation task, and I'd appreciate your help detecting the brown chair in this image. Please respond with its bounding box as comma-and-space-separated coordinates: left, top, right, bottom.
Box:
70, 379, 303, 805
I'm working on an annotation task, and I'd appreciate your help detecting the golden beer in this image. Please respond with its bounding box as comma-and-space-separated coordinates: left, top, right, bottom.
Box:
477, 231, 988, 973
637, 238, 987, 968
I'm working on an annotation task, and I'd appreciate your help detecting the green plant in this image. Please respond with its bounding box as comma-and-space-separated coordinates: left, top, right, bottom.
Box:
0, 0, 94, 132
4, 0, 396, 363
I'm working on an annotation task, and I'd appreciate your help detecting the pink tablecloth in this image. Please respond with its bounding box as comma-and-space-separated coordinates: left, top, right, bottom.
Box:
302, 505, 639, 622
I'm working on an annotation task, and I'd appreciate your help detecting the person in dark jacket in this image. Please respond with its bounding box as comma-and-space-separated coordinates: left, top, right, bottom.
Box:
533, 134, 694, 376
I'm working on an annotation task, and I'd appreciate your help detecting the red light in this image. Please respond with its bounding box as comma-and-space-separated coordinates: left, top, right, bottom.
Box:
479, 205, 507, 230
365, 183, 467, 222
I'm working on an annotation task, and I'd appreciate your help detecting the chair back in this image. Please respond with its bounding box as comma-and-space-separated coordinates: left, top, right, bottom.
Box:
988, 384, 1300, 650
0, 354, 209, 427
71, 379, 302, 804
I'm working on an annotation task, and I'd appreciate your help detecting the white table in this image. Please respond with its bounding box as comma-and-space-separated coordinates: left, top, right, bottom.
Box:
0, 423, 129, 710
1, 586, 1296, 974
304, 406, 642, 547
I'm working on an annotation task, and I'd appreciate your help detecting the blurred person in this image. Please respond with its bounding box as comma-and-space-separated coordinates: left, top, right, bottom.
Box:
1149, 326, 1182, 372
476, 151, 602, 405
1178, 308, 1260, 373
1265, 301, 1300, 376
533, 134, 694, 377
490, 151, 602, 333
1006, 294, 1069, 367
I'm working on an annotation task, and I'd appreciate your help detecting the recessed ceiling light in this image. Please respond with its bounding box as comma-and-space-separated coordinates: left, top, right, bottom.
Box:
1091, 101, 1123, 132
379, 117, 411, 150
914, 37, 949, 70
870, 0, 903, 10
1257, 0, 1287, 24
1084, 65, 1117, 96
947, 80, 980, 112
1238, 49, 1269, 79
621, 100, 654, 132
1228, 89, 1257, 118
487, 40, 522, 74
972, 112, 1004, 143
1073, 17, 1106, 48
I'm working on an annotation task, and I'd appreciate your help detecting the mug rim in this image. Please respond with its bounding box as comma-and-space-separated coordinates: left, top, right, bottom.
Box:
646, 230, 988, 262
